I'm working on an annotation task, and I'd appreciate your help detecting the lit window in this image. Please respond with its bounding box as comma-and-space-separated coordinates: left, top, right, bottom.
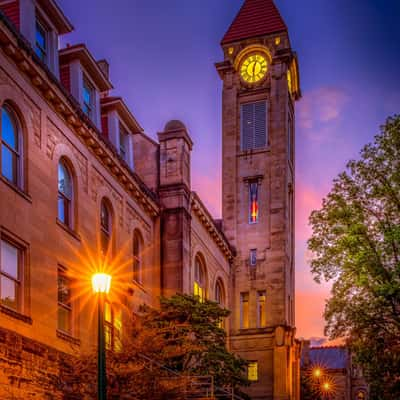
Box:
249, 181, 259, 224
241, 101, 267, 150
35, 20, 47, 62
57, 269, 72, 334
247, 361, 258, 381
58, 160, 73, 227
240, 292, 249, 329
133, 231, 142, 284
104, 302, 122, 352
1, 105, 22, 187
250, 249, 257, 267
82, 77, 94, 117
257, 291, 266, 328
0, 239, 22, 311
194, 256, 206, 302
356, 391, 366, 400
100, 199, 112, 255
119, 124, 128, 161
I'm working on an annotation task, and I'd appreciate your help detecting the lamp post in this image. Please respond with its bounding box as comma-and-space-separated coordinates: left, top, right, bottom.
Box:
92, 273, 112, 400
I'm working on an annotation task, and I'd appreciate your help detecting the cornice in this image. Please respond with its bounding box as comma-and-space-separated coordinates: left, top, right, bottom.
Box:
0, 14, 159, 218
190, 192, 234, 262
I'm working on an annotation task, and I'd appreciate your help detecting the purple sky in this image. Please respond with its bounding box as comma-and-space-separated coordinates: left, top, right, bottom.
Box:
58, 0, 400, 338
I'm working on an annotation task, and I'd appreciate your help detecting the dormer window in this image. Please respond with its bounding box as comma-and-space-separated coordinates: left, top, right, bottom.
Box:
82, 77, 94, 117
35, 19, 47, 62
119, 124, 128, 161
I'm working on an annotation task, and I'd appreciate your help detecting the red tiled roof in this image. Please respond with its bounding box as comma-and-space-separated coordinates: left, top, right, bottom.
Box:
221, 0, 287, 45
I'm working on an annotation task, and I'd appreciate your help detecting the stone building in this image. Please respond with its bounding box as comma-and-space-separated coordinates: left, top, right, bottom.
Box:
301, 343, 369, 400
0, 0, 300, 399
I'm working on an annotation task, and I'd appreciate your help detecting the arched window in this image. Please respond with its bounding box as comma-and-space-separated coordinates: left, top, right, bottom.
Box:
215, 280, 225, 306
1, 105, 22, 187
100, 199, 112, 255
58, 160, 73, 227
194, 255, 206, 302
133, 230, 143, 284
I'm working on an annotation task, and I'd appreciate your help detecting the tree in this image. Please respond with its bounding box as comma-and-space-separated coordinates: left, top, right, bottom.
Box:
308, 116, 400, 399
64, 294, 250, 399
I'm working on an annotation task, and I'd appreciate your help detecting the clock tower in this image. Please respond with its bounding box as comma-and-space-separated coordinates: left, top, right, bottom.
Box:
216, 1, 301, 399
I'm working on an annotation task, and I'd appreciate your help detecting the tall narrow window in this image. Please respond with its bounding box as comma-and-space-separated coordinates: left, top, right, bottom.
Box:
100, 199, 112, 255
240, 292, 249, 329
104, 302, 122, 351
58, 269, 72, 334
257, 291, 266, 328
250, 249, 257, 267
82, 77, 94, 117
241, 101, 267, 150
247, 361, 258, 381
119, 124, 128, 161
249, 181, 259, 224
133, 231, 142, 284
288, 114, 293, 162
194, 256, 206, 302
58, 160, 73, 227
35, 20, 47, 62
1, 105, 22, 187
0, 239, 22, 311
215, 280, 225, 328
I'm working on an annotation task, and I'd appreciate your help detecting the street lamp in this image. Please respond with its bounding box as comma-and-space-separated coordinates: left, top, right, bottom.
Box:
92, 273, 112, 400
312, 367, 322, 379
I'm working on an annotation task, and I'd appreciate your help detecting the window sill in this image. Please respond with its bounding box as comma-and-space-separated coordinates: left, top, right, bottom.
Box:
56, 219, 81, 242
0, 304, 32, 324
0, 176, 32, 203
238, 147, 270, 157
56, 329, 81, 346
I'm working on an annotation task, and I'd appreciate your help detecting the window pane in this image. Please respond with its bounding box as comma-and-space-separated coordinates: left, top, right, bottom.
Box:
58, 162, 72, 198
250, 249, 257, 266
1, 240, 19, 279
248, 362, 258, 381
58, 195, 67, 224
35, 23, 46, 49
1, 275, 17, 309
249, 182, 259, 223
1, 145, 16, 183
101, 202, 110, 231
58, 306, 71, 333
1, 108, 17, 149
258, 291, 266, 328
104, 302, 112, 323
58, 274, 71, 306
105, 324, 112, 350
241, 292, 249, 329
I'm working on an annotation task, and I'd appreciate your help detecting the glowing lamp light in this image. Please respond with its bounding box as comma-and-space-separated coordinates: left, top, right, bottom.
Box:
313, 368, 322, 378
92, 273, 111, 294
322, 382, 331, 392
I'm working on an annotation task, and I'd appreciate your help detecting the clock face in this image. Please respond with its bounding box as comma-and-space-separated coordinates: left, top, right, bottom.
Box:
240, 54, 268, 83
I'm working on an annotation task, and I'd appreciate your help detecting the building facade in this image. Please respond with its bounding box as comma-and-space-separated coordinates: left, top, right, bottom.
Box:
301, 343, 369, 400
0, 0, 300, 399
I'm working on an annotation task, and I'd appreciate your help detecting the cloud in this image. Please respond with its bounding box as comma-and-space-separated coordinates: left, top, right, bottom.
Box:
298, 87, 349, 140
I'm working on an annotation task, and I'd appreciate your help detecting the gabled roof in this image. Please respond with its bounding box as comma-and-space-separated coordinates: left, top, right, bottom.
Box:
37, 0, 73, 34
101, 96, 143, 133
221, 0, 287, 45
59, 44, 113, 92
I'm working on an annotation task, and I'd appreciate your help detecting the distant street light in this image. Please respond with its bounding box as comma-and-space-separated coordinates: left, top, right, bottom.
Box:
92, 273, 112, 400
313, 367, 323, 378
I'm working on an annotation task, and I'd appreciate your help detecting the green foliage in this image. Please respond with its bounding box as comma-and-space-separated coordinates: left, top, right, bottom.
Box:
308, 116, 400, 399
66, 294, 250, 399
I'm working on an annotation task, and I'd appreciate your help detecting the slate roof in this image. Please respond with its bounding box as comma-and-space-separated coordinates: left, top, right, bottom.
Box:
302, 347, 348, 369
221, 0, 287, 45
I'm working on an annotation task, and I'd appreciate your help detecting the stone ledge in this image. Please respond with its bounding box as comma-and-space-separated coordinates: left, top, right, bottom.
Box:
56, 329, 81, 346
0, 304, 32, 324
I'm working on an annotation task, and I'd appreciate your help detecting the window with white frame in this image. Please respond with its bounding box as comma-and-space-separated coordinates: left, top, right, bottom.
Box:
0, 239, 23, 311
1, 105, 23, 188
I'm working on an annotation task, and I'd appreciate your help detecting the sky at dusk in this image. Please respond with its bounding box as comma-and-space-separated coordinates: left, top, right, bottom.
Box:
58, 0, 400, 339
